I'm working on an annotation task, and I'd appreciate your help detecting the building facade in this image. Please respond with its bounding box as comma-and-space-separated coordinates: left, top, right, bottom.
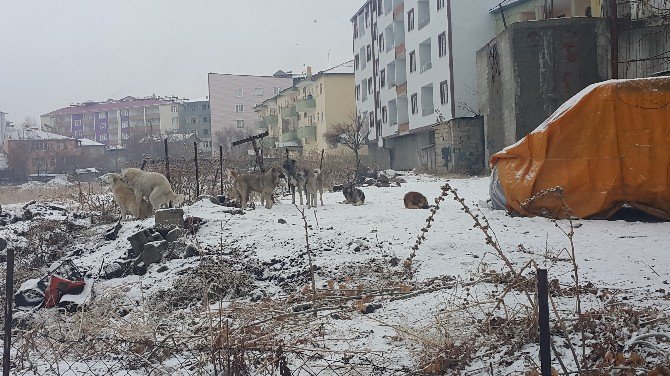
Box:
208, 72, 293, 153
254, 64, 357, 157
179, 97, 212, 153
41, 97, 181, 148
352, 0, 498, 170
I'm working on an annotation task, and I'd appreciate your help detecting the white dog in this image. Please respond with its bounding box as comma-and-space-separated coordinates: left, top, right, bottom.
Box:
121, 168, 185, 211
99, 172, 153, 220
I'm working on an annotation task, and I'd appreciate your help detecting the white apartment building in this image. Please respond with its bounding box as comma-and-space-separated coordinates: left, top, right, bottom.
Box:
352, 0, 498, 169
208, 72, 293, 153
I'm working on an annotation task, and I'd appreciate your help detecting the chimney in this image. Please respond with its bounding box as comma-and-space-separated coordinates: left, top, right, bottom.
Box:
306, 66, 312, 78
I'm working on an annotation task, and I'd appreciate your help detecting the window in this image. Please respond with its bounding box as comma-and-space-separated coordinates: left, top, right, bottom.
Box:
236, 120, 245, 128
380, 69, 386, 87
377, 0, 382, 15
171, 105, 178, 112
440, 80, 449, 104
203, 128, 209, 135
233, 88, 243, 97
409, 51, 416, 72
411, 93, 418, 114
355, 84, 361, 100
354, 54, 360, 70
121, 121, 129, 128
99, 134, 108, 142
171, 117, 179, 125
382, 106, 387, 123
274, 87, 281, 95
366, 45, 372, 62
408, 9, 415, 31
437, 0, 445, 10
202, 104, 208, 110
319, 83, 323, 95
254, 88, 263, 96
438, 32, 447, 57
190, 106, 196, 111
191, 117, 197, 124
74, 119, 82, 126
235, 104, 244, 113
353, 20, 359, 39
98, 112, 106, 119
378, 33, 384, 52
121, 109, 129, 116
121, 133, 129, 140
368, 78, 373, 94
365, 7, 369, 27
203, 116, 209, 123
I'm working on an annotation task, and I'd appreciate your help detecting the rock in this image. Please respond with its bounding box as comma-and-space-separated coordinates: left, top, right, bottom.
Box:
157, 265, 169, 273
377, 174, 390, 184
363, 303, 382, 314
166, 242, 198, 259
133, 262, 147, 276
184, 216, 204, 234
142, 241, 167, 265
154, 208, 184, 230
165, 228, 187, 242
184, 244, 198, 258
103, 262, 125, 279
196, 195, 220, 205
128, 229, 153, 257
278, 219, 287, 224
104, 221, 122, 241
363, 178, 376, 186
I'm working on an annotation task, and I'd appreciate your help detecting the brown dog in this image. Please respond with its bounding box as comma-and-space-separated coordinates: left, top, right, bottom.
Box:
404, 191, 429, 209
228, 168, 282, 209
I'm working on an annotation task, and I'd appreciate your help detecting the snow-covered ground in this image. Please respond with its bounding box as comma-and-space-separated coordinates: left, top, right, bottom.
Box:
2, 173, 669, 374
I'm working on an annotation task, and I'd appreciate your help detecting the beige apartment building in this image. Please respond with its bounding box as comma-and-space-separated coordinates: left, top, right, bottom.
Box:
254, 63, 357, 157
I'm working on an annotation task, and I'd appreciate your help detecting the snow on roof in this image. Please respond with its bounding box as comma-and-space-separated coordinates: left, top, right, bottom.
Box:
276, 140, 302, 148
4, 126, 72, 141
77, 138, 104, 146
44, 98, 174, 116
489, 0, 532, 12
186, 96, 209, 103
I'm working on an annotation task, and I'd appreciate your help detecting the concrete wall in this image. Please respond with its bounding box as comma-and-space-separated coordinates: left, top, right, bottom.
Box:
383, 130, 433, 170
435, 116, 485, 174
477, 17, 610, 160
619, 18, 670, 78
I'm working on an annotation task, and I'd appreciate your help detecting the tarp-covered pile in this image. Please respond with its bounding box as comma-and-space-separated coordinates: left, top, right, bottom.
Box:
490, 77, 670, 219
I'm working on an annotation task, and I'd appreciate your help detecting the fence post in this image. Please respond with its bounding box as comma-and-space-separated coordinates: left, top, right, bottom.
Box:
164, 138, 170, 183
219, 145, 224, 196
537, 268, 551, 376
3, 245, 14, 376
194, 142, 200, 197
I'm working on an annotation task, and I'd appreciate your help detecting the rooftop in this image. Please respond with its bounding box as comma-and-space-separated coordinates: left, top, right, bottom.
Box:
44, 97, 176, 116
4, 126, 72, 141
77, 138, 105, 146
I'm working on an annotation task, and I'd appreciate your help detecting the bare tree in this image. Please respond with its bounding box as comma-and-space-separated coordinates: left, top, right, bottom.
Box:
323, 113, 370, 182
21, 116, 38, 129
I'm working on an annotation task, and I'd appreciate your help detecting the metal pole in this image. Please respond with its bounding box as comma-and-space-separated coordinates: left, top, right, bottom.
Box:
194, 142, 200, 197
610, 0, 619, 79
3, 246, 14, 376
537, 268, 551, 376
219, 145, 224, 196
164, 138, 170, 183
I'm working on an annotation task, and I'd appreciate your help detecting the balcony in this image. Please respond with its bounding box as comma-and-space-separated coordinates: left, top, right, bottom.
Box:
399, 122, 410, 132
261, 137, 277, 148
386, 41, 395, 52
395, 43, 406, 59
418, 16, 430, 30
420, 61, 432, 73
297, 125, 316, 140
281, 106, 297, 118
281, 130, 298, 142
296, 97, 316, 112
393, 3, 404, 21
396, 82, 407, 96
422, 106, 435, 117
255, 119, 267, 129
265, 114, 278, 125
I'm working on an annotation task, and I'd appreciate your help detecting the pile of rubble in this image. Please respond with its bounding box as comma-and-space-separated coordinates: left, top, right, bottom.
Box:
360, 170, 407, 188
103, 208, 205, 279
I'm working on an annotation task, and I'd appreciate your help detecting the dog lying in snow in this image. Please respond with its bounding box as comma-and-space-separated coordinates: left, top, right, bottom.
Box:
343, 183, 365, 206
228, 168, 282, 209
99, 173, 153, 220
121, 168, 185, 211
403, 191, 429, 209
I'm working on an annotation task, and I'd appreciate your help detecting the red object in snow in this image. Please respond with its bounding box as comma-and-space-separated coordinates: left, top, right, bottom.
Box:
43, 275, 86, 308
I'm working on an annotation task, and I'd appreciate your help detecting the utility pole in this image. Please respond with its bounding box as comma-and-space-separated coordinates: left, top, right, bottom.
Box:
610, 0, 619, 79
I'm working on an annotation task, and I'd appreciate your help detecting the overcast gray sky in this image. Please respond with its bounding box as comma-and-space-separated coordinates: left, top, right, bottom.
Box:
0, 0, 362, 123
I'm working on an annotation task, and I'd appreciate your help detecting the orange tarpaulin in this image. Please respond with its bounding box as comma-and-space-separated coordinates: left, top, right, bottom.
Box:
490, 77, 670, 219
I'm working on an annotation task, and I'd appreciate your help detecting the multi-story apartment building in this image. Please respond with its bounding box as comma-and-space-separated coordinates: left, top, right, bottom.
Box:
0, 111, 6, 151
179, 97, 212, 153
254, 64, 357, 157
352, 0, 498, 170
208, 72, 293, 153
41, 97, 181, 148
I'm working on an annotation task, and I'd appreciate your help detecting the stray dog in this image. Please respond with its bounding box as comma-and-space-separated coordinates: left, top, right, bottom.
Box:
403, 191, 429, 209
343, 183, 365, 206
121, 168, 185, 211
282, 159, 305, 205
228, 168, 282, 209
304, 168, 324, 208
99, 173, 153, 220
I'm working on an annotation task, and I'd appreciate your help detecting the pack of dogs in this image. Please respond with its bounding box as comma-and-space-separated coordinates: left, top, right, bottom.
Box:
99, 163, 431, 221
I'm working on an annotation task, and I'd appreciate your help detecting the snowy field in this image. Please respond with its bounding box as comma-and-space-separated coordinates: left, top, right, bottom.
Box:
1, 173, 669, 375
